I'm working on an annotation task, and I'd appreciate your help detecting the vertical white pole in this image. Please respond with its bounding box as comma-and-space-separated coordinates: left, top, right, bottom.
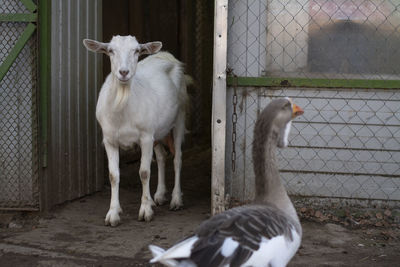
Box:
211, 0, 228, 215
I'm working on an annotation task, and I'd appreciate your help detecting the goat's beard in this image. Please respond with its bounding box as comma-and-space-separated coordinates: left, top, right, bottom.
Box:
114, 85, 130, 110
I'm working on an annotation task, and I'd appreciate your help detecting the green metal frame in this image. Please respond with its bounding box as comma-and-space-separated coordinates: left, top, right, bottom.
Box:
0, 23, 36, 80
227, 76, 400, 89
0, 13, 37, 22
38, 0, 51, 167
20, 0, 38, 12
0, 0, 37, 82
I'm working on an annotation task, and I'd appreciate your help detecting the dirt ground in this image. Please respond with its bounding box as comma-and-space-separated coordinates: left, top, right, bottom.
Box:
0, 145, 399, 266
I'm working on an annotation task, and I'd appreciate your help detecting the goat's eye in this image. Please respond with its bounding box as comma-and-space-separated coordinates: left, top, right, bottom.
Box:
108, 49, 114, 54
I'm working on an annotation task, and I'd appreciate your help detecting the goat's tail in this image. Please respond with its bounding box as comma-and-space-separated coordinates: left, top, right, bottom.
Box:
184, 74, 194, 87
154, 52, 186, 88
181, 75, 193, 132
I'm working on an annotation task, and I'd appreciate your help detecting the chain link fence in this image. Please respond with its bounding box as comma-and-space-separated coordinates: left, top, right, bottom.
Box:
226, 0, 400, 203
0, 1, 39, 210
228, 0, 400, 80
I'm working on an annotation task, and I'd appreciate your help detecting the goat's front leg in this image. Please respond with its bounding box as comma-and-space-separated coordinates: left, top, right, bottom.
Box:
138, 135, 155, 221
104, 141, 122, 226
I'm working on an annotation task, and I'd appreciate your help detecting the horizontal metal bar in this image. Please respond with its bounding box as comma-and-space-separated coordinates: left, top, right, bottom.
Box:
289, 145, 400, 153
291, 195, 400, 204
0, 13, 37, 22
21, 0, 37, 12
294, 120, 400, 127
259, 94, 400, 102
0, 23, 36, 82
280, 169, 400, 178
0, 207, 39, 211
227, 76, 400, 89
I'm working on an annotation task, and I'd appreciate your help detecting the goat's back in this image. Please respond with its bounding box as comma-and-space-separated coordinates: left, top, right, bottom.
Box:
138, 52, 188, 108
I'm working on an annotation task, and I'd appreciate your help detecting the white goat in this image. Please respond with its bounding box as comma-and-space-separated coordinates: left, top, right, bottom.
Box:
83, 35, 189, 226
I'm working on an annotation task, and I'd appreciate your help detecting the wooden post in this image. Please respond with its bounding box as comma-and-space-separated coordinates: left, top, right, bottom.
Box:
211, 0, 228, 215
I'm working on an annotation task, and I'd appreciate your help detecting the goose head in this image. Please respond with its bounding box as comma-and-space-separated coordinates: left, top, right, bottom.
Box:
259, 98, 304, 148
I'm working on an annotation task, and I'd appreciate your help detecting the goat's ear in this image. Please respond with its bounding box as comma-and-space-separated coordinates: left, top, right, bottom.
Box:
140, 41, 162, 55
83, 39, 109, 54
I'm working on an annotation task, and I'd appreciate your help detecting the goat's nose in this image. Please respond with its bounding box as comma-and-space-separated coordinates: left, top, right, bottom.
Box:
119, 69, 129, 77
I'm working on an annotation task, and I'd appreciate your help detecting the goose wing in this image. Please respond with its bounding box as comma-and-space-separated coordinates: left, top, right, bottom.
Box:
191, 205, 300, 266
149, 205, 301, 267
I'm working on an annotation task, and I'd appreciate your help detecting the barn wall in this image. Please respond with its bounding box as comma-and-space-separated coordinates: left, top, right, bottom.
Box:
41, 0, 104, 209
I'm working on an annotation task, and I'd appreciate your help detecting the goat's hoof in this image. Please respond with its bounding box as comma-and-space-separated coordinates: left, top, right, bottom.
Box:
138, 205, 154, 222
169, 200, 183, 211
105, 210, 121, 227
169, 204, 184, 211
170, 193, 183, 210
154, 193, 167, 206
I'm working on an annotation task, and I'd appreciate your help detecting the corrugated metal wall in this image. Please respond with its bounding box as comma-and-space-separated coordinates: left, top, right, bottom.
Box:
41, 0, 104, 209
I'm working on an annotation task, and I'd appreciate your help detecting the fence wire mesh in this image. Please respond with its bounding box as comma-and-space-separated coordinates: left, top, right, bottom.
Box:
228, 0, 400, 80
226, 0, 400, 202
0, 1, 39, 209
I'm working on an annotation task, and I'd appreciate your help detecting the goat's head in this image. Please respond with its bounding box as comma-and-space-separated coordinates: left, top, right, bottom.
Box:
83, 35, 162, 84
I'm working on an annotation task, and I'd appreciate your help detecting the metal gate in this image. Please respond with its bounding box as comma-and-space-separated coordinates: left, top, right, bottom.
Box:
0, 0, 39, 210
212, 0, 400, 211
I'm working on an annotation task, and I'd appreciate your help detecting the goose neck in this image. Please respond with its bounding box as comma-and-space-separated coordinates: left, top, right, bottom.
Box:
253, 132, 298, 222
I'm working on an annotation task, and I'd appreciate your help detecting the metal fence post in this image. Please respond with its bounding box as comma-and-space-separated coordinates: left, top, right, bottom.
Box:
212, 0, 228, 215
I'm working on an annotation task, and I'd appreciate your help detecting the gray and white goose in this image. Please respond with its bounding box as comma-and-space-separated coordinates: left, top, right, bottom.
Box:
149, 98, 304, 267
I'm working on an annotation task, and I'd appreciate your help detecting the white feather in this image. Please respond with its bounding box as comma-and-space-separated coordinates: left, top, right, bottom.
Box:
221, 237, 239, 257
149, 244, 165, 258
282, 120, 292, 147
243, 228, 301, 267
150, 236, 198, 264
148, 245, 179, 267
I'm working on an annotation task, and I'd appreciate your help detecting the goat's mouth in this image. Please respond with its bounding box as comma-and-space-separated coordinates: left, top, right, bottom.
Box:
118, 77, 131, 83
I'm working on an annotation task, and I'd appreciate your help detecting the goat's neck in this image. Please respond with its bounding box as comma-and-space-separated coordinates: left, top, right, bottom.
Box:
253, 133, 298, 222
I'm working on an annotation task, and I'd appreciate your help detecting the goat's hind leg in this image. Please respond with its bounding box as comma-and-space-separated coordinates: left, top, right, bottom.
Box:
104, 141, 123, 226
154, 144, 167, 205
138, 135, 156, 221
170, 113, 185, 210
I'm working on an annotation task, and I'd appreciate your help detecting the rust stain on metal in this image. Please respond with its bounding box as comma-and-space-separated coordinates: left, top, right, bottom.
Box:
239, 94, 245, 113
240, 140, 246, 154
280, 80, 291, 86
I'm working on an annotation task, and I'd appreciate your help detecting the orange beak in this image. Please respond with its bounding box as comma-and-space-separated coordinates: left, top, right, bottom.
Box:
292, 103, 304, 118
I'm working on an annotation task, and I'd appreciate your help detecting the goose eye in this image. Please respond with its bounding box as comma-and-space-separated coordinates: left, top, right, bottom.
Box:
284, 102, 291, 109
108, 48, 114, 54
